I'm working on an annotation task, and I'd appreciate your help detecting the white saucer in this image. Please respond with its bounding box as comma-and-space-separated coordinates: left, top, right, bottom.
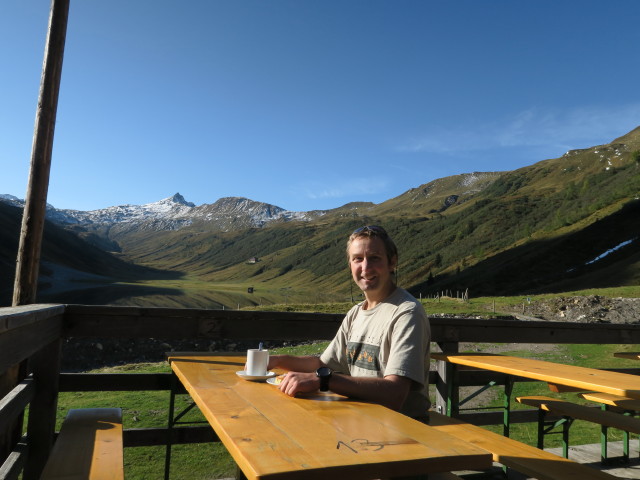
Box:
266, 376, 281, 386
236, 371, 276, 381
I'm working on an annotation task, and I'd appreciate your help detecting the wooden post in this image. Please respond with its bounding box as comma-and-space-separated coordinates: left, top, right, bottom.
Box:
12, 0, 70, 307
435, 342, 459, 416
22, 339, 62, 480
1, 0, 70, 471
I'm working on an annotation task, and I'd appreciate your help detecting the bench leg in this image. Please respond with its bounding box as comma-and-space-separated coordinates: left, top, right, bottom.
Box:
538, 411, 572, 459
598, 405, 632, 465
536, 408, 545, 450
600, 422, 609, 464
623, 429, 629, 462
622, 410, 631, 463
502, 377, 513, 438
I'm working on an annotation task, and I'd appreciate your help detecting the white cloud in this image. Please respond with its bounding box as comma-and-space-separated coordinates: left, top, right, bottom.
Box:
396, 103, 640, 156
299, 177, 390, 201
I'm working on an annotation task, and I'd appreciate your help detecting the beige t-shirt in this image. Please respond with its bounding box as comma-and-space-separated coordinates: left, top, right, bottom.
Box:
320, 287, 431, 418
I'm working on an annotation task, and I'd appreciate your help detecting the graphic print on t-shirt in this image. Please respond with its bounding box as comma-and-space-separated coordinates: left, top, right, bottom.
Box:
346, 342, 380, 371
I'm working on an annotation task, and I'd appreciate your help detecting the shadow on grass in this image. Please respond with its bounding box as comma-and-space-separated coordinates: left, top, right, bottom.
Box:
38, 283, 186, 305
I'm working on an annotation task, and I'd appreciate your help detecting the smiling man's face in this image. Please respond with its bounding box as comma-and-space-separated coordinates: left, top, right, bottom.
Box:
348, 236, 397, 304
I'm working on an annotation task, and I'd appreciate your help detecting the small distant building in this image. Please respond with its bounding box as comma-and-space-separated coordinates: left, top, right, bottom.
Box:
247, 256, 259, 264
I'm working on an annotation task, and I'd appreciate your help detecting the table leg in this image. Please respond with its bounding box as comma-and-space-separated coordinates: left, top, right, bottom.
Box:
502, 376, 513, 438
561, 417, 573, 459
442, 361, 460, 417
164, 371, 178, 480
235, 464, 248, 480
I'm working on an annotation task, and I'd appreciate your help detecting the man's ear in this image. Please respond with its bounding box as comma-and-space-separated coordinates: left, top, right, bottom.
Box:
390, 255, 398, 272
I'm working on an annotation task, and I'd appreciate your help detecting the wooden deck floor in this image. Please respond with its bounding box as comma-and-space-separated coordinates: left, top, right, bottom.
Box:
543, 440, 640, 479
216, 441, 640, 479
452, 440, 640, 480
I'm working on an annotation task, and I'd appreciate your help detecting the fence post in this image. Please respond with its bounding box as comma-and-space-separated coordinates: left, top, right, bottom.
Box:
22, 339, 62, 480
435, 342, 459, 416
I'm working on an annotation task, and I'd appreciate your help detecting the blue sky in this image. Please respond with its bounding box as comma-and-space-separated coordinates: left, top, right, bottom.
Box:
2, 1, 640, 212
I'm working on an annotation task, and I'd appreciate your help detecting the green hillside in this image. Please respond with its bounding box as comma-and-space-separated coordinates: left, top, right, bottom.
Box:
109, 127, 640, 301
2, 127, 639, 307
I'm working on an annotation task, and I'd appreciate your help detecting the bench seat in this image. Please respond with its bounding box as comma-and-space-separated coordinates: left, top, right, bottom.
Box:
578, 392, 640, 412
517, 395, 640, 463
429, 411, 618, 480
517, 395, 640, 434
40, 408, 124, 480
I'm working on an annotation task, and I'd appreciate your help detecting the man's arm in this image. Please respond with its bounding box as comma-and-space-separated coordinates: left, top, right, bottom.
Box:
268, 354, 323, 373
330, 374, 412, 411
278, 371, 413, 412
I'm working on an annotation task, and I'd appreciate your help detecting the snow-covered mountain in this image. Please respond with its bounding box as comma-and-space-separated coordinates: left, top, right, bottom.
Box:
0, 194, 28, 208
0, 193, 325, 232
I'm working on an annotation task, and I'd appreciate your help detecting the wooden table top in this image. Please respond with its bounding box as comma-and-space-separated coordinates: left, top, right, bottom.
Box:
432, 352, 640, 400
168, 355, 491, 480
614, 351, 640, 361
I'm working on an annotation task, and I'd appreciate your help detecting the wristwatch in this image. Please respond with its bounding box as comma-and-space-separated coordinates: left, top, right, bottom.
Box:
316, 366, 333, 392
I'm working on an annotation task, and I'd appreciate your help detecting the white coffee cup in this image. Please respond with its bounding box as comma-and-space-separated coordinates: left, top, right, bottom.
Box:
246, 348, 269, 376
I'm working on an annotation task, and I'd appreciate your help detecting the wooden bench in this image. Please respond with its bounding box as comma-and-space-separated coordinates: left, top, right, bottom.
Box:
40, 408, 124, 480
579, 391, 640, 412
429, 411, 619, 480
578, 392, 640, 463
517, 395, 640, 462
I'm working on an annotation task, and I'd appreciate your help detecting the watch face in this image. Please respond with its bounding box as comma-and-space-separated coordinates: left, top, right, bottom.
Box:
317, 366, 331, 376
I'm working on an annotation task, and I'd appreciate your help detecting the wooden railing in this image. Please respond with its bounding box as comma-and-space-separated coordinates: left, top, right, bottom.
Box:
1, 303, 640, 479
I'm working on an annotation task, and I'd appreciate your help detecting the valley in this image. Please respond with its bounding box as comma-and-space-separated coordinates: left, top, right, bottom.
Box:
1, 126, 639, 308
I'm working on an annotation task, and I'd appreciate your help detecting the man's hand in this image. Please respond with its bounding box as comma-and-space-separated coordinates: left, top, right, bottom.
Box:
277, 371, 320, 397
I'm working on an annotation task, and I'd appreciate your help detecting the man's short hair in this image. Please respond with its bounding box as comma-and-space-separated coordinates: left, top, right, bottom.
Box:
346, 225, 398, 262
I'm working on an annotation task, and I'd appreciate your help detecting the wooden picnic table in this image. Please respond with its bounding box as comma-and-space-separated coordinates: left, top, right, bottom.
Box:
432, 351, 640, 438
432, 352, 640, 400
166, 355, 492, 480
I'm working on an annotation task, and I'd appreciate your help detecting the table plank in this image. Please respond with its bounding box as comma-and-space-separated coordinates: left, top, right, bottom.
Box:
432, 353, 640, 400
170, 355, 491, 480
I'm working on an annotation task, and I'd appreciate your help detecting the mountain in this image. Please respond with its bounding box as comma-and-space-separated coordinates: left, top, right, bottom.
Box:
0, 201, 180, 306
46, 192, 196, 226
41, 193, 322, 232
2, 174, 504, 240
2, 193, 328, 252
2, 126, 639, 306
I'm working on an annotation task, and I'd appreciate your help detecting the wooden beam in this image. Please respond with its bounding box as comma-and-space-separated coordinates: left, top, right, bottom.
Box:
63, 305, 343, 340
0, 313, 63, 374
0, 437, 28, 480
0, 304, 65, 335
13, 0, 70, 306
0, 379, 34, 437
23, 339, 62, 480
62, 305, 640, 344
5, 0, 69, 467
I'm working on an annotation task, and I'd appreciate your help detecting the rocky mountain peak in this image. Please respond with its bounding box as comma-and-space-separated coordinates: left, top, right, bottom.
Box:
162, 192, 195, 207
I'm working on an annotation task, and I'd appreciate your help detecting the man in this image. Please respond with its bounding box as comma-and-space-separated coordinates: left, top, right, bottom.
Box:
268, 225, 431, 419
